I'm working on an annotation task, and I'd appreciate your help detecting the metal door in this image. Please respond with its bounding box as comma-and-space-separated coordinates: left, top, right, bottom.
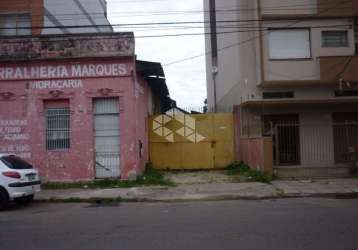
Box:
263, 114, 300, 166
274, 124, 300, 165
93, 98, 120, 178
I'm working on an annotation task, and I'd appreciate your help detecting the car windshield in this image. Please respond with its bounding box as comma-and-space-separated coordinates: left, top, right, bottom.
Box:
0, 155, 33, 169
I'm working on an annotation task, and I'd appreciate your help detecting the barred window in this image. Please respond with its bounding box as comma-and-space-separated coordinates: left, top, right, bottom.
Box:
46, 108, 70, 150
322, 31, 348, 47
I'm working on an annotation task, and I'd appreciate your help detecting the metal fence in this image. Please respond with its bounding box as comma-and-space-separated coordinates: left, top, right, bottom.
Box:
274, 124, 300, 166
272, 122, 358, 167
152, 106, 233, 115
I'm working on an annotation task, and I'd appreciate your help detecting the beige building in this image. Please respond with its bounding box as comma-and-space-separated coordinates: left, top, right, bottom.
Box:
204, 0, 358, 177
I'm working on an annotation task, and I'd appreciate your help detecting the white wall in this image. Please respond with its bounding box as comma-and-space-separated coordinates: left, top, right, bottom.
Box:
205, 0, 262, 112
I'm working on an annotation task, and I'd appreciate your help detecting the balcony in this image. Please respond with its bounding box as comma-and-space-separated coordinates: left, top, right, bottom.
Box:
320, 56, 358, 83
260, 0, 358, 18
317, 0, 358, 17
260, 0, 317, 16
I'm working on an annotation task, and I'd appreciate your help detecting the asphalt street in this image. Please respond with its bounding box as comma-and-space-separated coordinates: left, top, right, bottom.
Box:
1, 198, 358, 250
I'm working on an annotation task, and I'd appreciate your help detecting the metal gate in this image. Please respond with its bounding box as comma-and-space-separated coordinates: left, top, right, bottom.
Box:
333, 122, 358, 163
149, 110, 234, 170
274, 124, 300, 166
93, 98, 120, 178
263, 114, 300, 166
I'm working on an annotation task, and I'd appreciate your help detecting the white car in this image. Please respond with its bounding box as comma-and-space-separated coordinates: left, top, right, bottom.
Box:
0, 154, 41, 210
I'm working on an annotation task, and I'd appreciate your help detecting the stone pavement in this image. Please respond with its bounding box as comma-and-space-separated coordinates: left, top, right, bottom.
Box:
35, 179, 358, 202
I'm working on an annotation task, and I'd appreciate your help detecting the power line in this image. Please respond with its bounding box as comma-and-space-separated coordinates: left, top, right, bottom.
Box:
164, 0, 356, 66
5, 1, 356, 18
0, 16, 355, 30
0, 0, 355, 69
0, 24, 352, 44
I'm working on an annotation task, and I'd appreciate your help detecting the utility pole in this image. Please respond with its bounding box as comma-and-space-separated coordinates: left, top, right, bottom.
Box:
209, 0, 218, 112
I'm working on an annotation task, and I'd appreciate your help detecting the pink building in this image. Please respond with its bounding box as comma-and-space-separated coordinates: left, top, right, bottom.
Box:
0, 33, 171, 181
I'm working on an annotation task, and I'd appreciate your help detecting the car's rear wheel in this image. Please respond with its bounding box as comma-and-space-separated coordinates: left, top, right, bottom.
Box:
15, 195, 34, 204
0, 188, 9, 211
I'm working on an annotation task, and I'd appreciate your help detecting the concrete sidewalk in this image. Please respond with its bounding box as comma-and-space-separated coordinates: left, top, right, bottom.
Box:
35, 179, 358, 202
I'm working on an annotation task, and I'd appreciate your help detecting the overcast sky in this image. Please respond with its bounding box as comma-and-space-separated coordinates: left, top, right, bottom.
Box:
107, 0, 206, 108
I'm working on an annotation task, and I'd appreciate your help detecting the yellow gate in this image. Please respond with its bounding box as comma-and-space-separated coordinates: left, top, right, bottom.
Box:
149, 109, 234, 170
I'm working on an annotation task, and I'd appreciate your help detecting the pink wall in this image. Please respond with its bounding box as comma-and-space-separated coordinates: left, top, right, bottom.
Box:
233, 106, 264, 170
134, 74, 150, 175
238, 139, 265, 171
0, 58, 150, 181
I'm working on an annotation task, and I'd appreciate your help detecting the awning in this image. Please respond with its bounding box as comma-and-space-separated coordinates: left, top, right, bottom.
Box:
136, 60, 165, 78
136, 60, 173, 112
240, 97, 358, 108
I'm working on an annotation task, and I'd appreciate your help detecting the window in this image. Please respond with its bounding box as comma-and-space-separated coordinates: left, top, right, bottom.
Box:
0, 14, 31, 36
46, 107, 70, 150
263, 92, 294, 99
0, 155, 33, 169
268, 29, 311, 59
322, 31, 348, 47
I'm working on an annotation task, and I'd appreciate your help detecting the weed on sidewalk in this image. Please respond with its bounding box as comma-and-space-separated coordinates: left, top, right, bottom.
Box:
42, 164, 175, 190
225, 162, 272, 183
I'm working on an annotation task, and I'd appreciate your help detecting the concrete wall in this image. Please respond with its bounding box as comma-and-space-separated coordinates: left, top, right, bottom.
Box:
204, 0, 262, 112
0, 34, 134, 63
43, 0, 112, 34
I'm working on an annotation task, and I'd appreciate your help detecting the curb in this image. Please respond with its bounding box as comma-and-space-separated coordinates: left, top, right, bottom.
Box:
34, 192, 358, 203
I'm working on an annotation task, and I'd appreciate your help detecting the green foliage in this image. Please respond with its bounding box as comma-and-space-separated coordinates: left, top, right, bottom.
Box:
225, 161, 272, 183
243, 169, 272, 183
42, 162, 174, 190
225, 161, 250, 176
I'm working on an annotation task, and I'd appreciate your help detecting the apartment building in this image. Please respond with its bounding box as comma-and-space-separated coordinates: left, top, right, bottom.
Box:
204, 0, 358, 177
0, 0, 112, 36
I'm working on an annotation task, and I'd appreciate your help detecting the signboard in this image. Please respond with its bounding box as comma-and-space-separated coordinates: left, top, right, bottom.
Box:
0, 63, 128, 81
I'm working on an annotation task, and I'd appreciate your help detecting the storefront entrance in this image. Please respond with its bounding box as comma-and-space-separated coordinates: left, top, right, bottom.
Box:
93, 98, 121, 178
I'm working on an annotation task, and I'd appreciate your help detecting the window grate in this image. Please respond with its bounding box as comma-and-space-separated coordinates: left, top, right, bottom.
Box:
46, 108, 70, 150
322, 31, 348, 48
